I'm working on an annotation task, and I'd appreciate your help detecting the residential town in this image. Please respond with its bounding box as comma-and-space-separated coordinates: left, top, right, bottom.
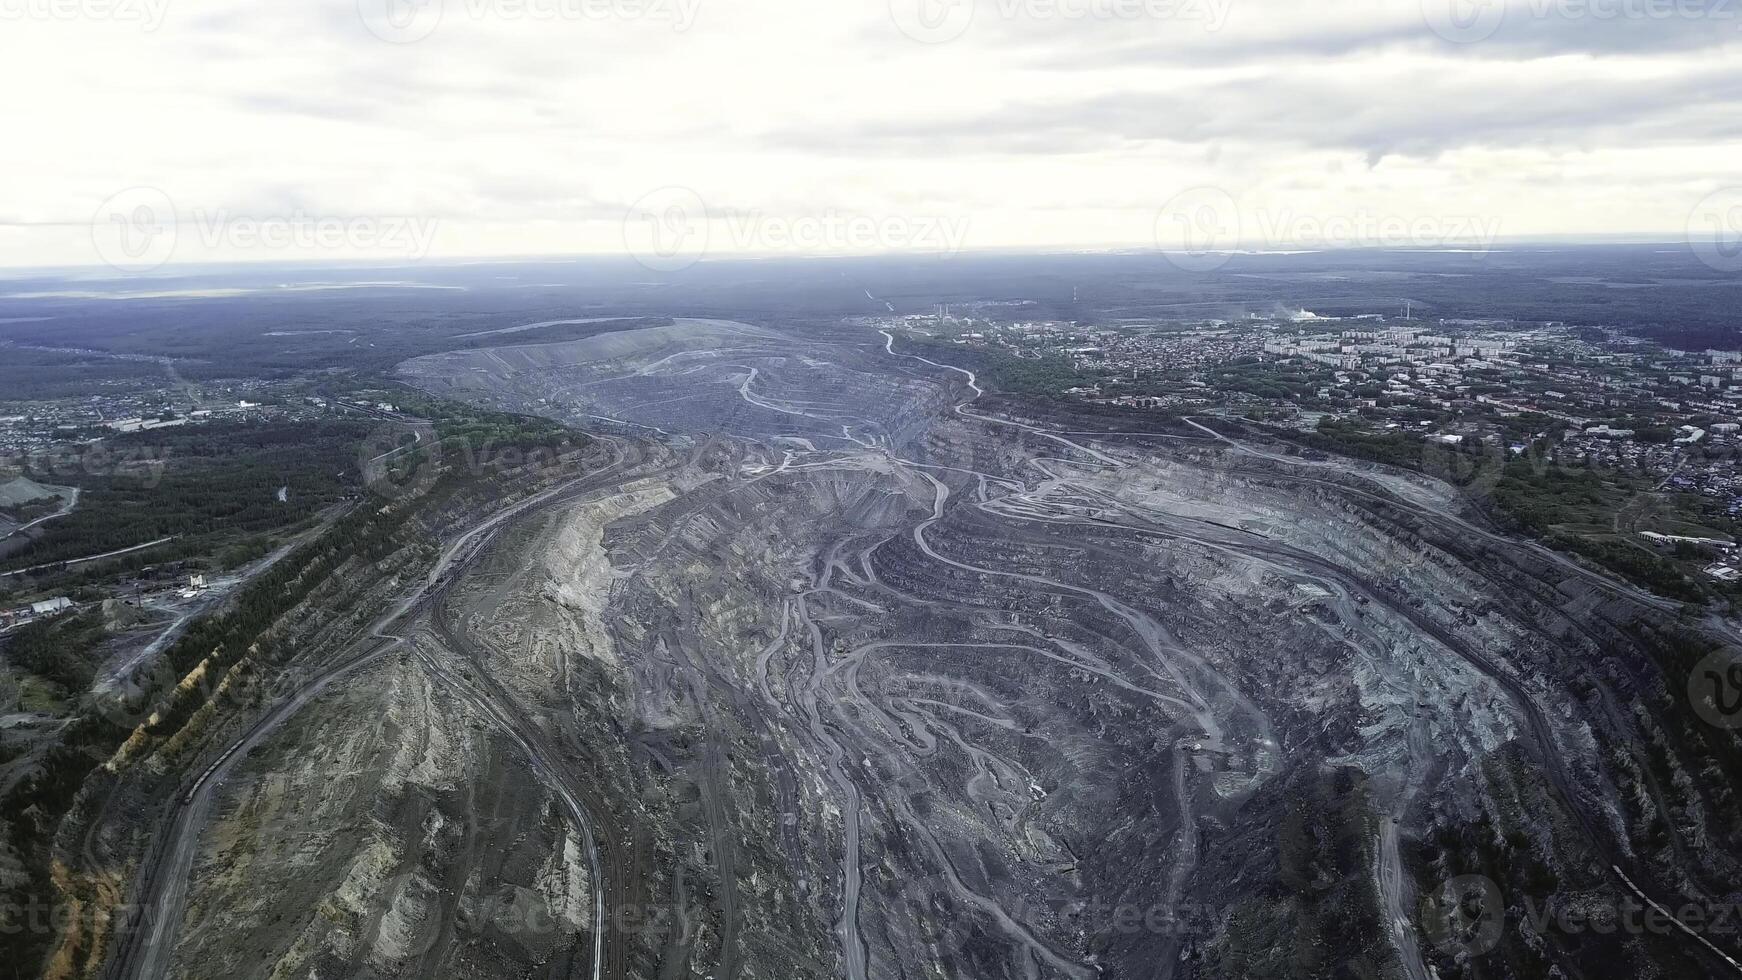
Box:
877, 309, 1742, 590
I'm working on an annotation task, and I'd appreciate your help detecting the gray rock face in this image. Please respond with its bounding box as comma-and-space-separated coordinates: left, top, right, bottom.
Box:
153, 319, 1742, 980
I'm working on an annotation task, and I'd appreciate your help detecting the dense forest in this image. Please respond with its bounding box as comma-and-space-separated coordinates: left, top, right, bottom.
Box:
3, 421, 368, 575
2, 610, 108, 693
0, 491, 423, 972
0, 395, 594, 973
0, 347, 167, 400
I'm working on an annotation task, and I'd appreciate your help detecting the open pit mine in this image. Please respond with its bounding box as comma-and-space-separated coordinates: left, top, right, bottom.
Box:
100, 319, 1742, 980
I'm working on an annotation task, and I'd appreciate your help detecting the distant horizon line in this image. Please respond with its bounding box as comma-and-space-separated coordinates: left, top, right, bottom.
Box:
0, 235, 1723, 280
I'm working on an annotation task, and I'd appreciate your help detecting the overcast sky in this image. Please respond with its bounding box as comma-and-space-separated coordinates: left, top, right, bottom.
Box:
1, 0, 1738, 270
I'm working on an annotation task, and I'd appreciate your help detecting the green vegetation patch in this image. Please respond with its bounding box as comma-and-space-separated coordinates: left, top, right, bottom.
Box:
2, 610, 108, 695
4, 420, 369, 576
0, 347, 167, 400
900, 337, 1093, 397
17, 674, 70, 714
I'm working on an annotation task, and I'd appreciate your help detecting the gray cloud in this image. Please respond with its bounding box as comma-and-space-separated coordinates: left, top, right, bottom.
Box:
0, 0, 1733, 265
944, 0, 1742, 70
763, 61, 1742, 161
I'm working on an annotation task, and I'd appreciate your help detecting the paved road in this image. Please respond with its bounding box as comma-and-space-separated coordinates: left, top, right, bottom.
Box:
126, 644, 398, 980
881, 332, 1742, 977
0, 485, 79, 540
107, 439, 637, 980
102, 511, 348, 687
0, 535, 176, 579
